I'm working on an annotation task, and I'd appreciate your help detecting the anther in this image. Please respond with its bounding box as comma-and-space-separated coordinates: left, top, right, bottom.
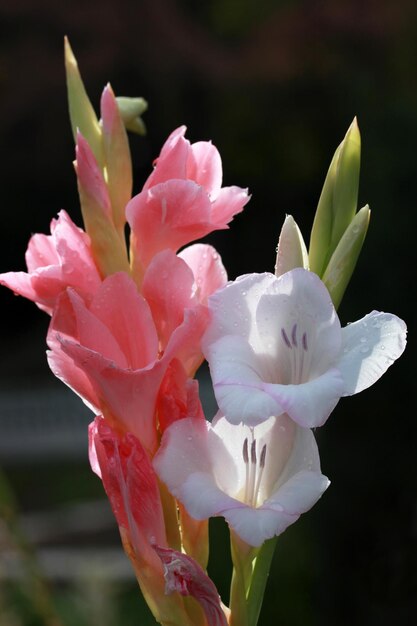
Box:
281, 328, 292, 348
302, 331, 308, 351
291, 323, 298, 347
260, 444, 267, 469
242, 438, 249, 464
251, 439, 257, 464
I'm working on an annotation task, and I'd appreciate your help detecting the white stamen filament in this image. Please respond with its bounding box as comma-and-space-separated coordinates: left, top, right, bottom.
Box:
241, 431, 267, 507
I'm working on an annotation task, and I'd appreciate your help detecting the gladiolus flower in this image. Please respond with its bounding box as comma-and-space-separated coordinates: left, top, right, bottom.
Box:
0, 210, 101, 314
154, 413, 329, 547
126, 126, 249, 277
203, 268, 407, 428
47, 272, 208, 453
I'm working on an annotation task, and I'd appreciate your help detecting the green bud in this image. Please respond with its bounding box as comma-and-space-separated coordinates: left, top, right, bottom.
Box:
116, 96, 148, 135
64, 37, 104, 167
275, 215, 309, 276
309, 118, 361, 277
322, 205, 370, 310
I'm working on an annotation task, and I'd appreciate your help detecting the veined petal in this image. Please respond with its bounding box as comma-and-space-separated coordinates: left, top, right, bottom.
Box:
155, 415, 329, 547
263, 368, 345, 428
337, 311, 407, 395
208, 335, 284, 426
143, 126, 188, 190
210, 186, 250, 226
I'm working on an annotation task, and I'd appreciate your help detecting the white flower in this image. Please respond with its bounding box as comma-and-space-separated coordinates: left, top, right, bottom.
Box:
203, 268, 407, 428
153, 414, 329, 547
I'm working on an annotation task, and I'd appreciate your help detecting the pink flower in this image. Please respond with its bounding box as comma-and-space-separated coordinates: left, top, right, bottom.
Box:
203, 269, 407, 428
126, 126, 249, 278
0, 210, 101, 314
47, 272, 208, 453
90, 417, 202, 626
154, 413, 329, 547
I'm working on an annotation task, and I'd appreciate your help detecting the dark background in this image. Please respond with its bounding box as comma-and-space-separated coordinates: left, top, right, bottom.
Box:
0, 1, 416, 625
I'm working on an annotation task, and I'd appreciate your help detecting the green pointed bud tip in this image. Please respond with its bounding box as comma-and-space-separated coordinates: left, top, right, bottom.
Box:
275, 214, 309, 277
116, 96, 148, 135
323, 204, 370, 310
64, 37, 103, 166
309, 117, 361, 277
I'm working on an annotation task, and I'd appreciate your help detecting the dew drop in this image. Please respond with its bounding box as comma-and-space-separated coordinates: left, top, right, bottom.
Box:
380, 344, 385, 350
360, 337, 367, 343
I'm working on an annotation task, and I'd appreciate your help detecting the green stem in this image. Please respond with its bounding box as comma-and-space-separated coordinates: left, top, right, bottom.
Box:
229, 532, 256, 626
247, 537, 277, 626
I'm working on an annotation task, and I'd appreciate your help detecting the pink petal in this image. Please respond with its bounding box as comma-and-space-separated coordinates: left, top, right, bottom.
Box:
210, 186, 250, 227
126, 179, 213, 268
26, 232, 59, 270
156, 359, 204, 433
153, 545, 228, 626
76, 132, 112, 220
187, 141, 222, 198
179, 244, 227, 305
92, 416, 167, 556
142, 250, 198, 350
90, 273, 159, 370
143, 126, 189, 190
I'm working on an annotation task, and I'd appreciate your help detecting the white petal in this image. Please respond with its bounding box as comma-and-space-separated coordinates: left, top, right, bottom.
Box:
254, 269, 341, 380
225, 505, 296, 547
337, 311, 407, 395
203, 273, 277, 348
263, 368, 345, 427
265, 471, 329, 516
208, 335, 285, 425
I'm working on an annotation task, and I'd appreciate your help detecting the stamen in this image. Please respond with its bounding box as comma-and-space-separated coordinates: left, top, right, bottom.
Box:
259, 444, 267, 469
281, 328, 292, 348
242, 438, 249, 464
251, 439, 257, 464
253, 444, 267, 507
302, 332, 308, 351
291, 323, 298, 347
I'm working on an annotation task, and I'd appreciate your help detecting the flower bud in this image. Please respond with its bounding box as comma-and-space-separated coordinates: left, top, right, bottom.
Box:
64, 37, 104, 167
309, 118, 361, 277
275, 214, 309, 276
322, 204, 370, 309
116, 96, 148, 135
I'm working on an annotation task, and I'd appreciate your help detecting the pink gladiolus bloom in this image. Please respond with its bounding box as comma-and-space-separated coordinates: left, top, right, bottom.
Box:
48, 272, 208, 453
90, 417, 200, 626
153, 545, 228, 626
90, 416, 167, 554
154, 413, 329, 547
126, 126, 249, 275
203, 269, 407, 428
0, 210, 101, 314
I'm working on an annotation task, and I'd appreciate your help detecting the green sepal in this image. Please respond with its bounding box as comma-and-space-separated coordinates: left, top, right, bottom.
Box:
322, 205, 370, 309
64, 37, 104, 167
309, 118, 361, 277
